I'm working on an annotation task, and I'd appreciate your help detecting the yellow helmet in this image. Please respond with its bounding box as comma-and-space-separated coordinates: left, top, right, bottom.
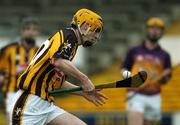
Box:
147, 17, 164, 29
71, 8, 103, 34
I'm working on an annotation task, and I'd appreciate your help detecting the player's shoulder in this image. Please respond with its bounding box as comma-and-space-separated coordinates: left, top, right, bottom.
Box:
159, 46, 170, 57
48, 28, 74, 39
128, 44, 142, 53
62, 28, 75, 37
32, 45, 39, 51
48, 28, 77, 45
0, 42, 18, 51
62, 28, 77, 42
48, 31, 61, 41
3, 42, 18, 48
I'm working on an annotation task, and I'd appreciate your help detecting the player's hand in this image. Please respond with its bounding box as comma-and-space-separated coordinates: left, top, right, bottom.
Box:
81, 77, 95, 92
82, 90, 108, 106
0, 74, 5, 84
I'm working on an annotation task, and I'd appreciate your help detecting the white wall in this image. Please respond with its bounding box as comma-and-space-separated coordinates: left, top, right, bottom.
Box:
160, 36, 180, 65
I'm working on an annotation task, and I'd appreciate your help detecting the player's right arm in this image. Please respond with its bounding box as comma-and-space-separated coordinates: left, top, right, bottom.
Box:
48, 31, 95, 92
120, 48, 134, 74
52, 58, 95, 92
31, 31, 95, 92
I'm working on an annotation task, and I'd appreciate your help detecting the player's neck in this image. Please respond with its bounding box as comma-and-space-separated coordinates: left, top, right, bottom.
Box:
145, 40, 159, 50
21, 41, 32, 50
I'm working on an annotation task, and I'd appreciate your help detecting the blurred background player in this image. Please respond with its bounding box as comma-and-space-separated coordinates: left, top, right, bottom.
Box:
9, 8, 107, 125
121, 17, 172, 125
0, 17, 39, 121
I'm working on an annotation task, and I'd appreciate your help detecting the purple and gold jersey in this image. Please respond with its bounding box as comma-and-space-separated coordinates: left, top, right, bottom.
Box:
121, 43, 171, 95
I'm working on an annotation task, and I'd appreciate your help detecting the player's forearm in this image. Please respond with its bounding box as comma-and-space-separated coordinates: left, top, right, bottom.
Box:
61, 81, 83, 96
158, 69, 172, 84
152, 68, 171, 85
52, 58, 89, 84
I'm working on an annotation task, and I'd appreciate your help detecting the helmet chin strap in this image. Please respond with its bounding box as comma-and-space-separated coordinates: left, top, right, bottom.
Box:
77, 24, 83, 35
71, 27, 83, 45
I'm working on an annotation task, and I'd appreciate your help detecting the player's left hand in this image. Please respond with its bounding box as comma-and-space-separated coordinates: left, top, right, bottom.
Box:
82, 90, 108, 106
0, 74, 5, 84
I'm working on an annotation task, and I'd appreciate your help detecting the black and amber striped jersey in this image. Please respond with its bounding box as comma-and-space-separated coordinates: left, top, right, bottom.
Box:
17, 28, 78, 102
0, 42, 38, 94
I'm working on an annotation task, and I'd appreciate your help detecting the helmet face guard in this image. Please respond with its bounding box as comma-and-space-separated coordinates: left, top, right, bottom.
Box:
81, 27, 102, 47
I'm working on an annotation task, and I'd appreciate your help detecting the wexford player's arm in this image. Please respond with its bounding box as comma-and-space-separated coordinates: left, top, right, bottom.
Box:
151, 68, 172, 85
61, 80, 108, 106
150, 53, 172, 85
52, 58, 95, 92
